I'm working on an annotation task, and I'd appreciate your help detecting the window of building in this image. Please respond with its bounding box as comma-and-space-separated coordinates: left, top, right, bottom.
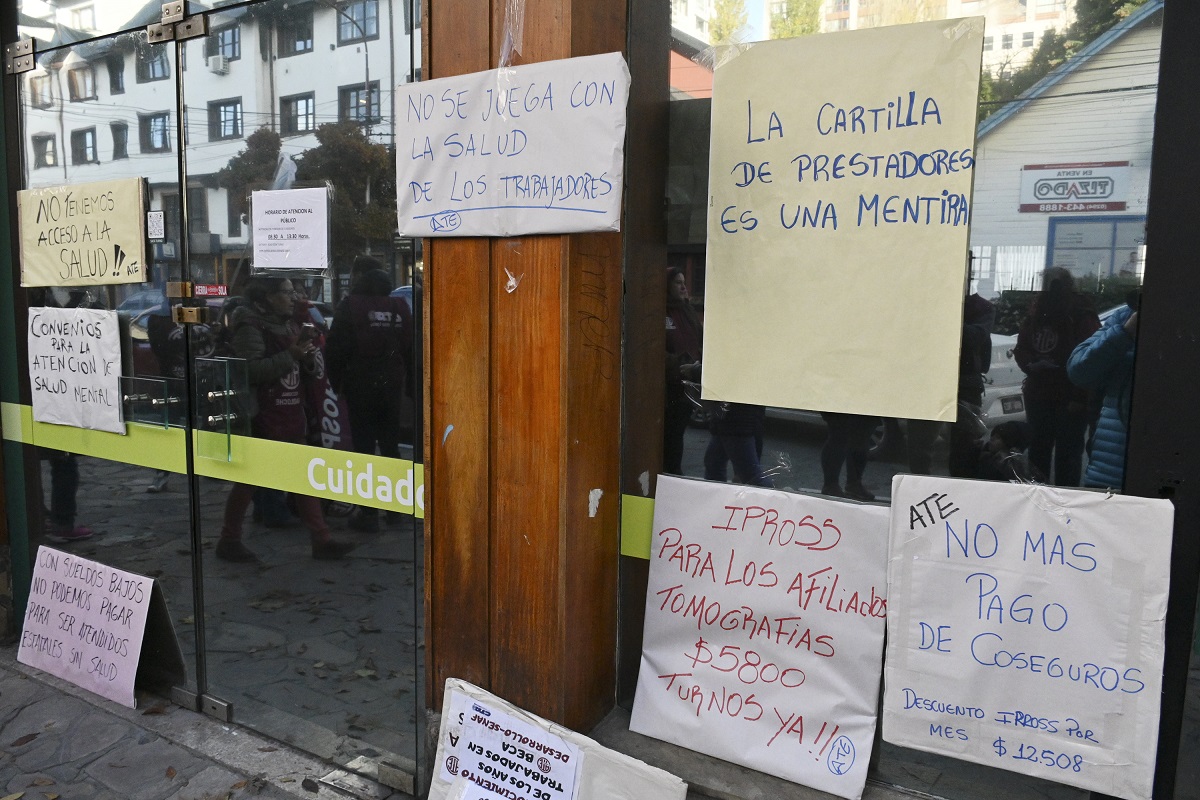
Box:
107, 54, 125, 94
111, 123, 128, 160
32, 134, 56, 168
136, 44, 170, 82
1023, 31, 1035, 47
70, 5, 95, 30
696, 16, 707, 34
672, 0, 687, 16
279, 10, 314, 56
832, 0, 850, 12
208, 99, 243, 141
339, 81, 381, 124
67, 67, 96, 101
1037, 0, 1066, 10
208, 25, 241, 60
70, 128, 98, 165
337, 0, 379, 44
281, 93, 316, 135
982, 36, 993, 51
1002, 33, 1013, 49
28, 75, 53, 108
404, 0, 421, 34
139, 112, 171, 153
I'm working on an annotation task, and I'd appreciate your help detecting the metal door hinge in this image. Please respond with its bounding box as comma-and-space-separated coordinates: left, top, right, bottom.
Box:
148, 3, 208, 43
166, 281, 193, 299
172, 304, 209, 324
4, 40, 34, 76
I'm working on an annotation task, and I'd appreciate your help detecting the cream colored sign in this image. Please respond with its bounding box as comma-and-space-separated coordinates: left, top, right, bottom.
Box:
702, 19, 984, 421
18, 178, 147, 287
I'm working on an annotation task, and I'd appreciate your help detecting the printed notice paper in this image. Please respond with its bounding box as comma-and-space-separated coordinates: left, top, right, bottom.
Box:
19, 547, 154, 709
884, 475, 1172, 800
251, 187, 331, 272
700, 19, 984, 421
395, 52, 630, 237
18, 177, 147, 287
430, 679, 687, 800
28, 306, 123, 434
631, 476, 889, 800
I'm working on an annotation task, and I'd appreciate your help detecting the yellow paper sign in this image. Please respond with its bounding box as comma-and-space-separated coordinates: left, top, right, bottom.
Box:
18, 177, 148, 287
702, 19, 984, 421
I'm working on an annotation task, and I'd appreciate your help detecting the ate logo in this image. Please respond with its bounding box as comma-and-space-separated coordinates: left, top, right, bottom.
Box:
537, 756, 551, 773
446, 755, 460, 775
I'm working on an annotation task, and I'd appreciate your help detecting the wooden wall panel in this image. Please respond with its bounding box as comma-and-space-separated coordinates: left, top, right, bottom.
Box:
562, 232, 622, 728
424, 0, 494, 708
425, 0, 628, 730
490, 236, 563, 714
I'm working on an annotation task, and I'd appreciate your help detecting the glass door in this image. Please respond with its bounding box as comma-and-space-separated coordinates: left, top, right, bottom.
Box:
11, 1, 423, 790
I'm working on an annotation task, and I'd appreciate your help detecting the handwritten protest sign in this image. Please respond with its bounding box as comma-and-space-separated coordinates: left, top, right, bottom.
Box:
630, 476, 888, 799
28, 306, 123, 434
251, 187, 331, 272
19, 547, 154, 708
884, 475, 1172, 800
395, 52, 629, 237
700, 19, 984, 421
18, 177, 147, 287
431, 679, 686, 800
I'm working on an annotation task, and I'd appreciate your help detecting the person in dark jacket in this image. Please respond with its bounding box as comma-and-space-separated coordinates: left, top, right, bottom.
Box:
703, 402, 773, 487
1014, 268, 1099, 486
215, 277, 354, 562
664, 268, 702, 475
325, 258, 413, 532
1067, 299, 1137, 489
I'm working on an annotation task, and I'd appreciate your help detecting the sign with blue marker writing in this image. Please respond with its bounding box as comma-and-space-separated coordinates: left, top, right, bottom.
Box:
394, 53, 629, 237
700, 19, 984, 421
884, 475, 1172, 800
631, 476, 889, 800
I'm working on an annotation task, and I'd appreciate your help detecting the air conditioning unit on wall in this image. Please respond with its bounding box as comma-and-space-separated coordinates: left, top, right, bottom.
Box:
208, 55, 229, 75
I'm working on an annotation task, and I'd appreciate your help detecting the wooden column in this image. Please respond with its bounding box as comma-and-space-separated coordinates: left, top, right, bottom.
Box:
424, 0, 627, 730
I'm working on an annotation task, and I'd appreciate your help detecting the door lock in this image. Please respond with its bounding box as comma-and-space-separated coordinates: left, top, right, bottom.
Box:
172, 305, 208, 324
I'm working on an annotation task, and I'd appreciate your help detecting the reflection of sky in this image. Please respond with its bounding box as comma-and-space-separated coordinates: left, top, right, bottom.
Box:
746, 0, 766, 42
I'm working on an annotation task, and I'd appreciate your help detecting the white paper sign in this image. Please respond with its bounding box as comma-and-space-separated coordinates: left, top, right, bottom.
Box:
28, 306, 123, 434
884, 475, 1172, 800
630, 476, 889, 800
395, 52, 630, 237
19, 547, 154, 709
251, 187, 330, 271
438, 685, 581, 800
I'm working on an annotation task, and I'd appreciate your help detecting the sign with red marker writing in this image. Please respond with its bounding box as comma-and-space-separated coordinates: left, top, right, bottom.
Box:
630, 476, 889, 799
884, 475, 1172, 800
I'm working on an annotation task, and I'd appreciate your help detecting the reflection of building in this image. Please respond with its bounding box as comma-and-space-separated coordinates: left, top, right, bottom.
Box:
969, 0, 1160, 292
781, 0, 1072, 76
18, 0, 420, 290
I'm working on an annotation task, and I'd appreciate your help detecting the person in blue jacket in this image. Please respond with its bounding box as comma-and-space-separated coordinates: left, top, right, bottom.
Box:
1066, 296, 1138, 490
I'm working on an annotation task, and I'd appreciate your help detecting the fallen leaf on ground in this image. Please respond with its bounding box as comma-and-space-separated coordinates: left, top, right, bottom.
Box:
142, 705, 168, 716
10, 733, 38, 746
166, 766, 177, 779
29, 780, 53, 787
0, 792, 26, 800
301, 777, 320, 792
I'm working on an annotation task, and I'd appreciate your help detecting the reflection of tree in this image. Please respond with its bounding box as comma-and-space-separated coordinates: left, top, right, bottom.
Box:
217, 128, 281, 222
711, 0, 749, 45
979, 0, 1152, 122
295, 122, 396, 267
769, 0, 820, 39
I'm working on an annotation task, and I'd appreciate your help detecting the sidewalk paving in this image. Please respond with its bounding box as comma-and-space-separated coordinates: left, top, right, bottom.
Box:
0, 648, 402, 800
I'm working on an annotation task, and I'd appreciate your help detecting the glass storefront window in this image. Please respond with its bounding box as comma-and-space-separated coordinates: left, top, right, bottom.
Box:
658, 1, 1163, 796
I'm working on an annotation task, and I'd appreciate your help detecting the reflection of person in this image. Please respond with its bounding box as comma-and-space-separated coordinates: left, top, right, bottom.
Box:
974, 421, 1044, 483
820, 413, 876, 501
1067, 295, 1138, 489
703, 403, 772, 487
29, 287, 94, 541
215, 277, 354, 563
663, 268, 702, 475
326, 258, 413, 532
906, 279, 995, 476
1014, 268, 1099, 486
